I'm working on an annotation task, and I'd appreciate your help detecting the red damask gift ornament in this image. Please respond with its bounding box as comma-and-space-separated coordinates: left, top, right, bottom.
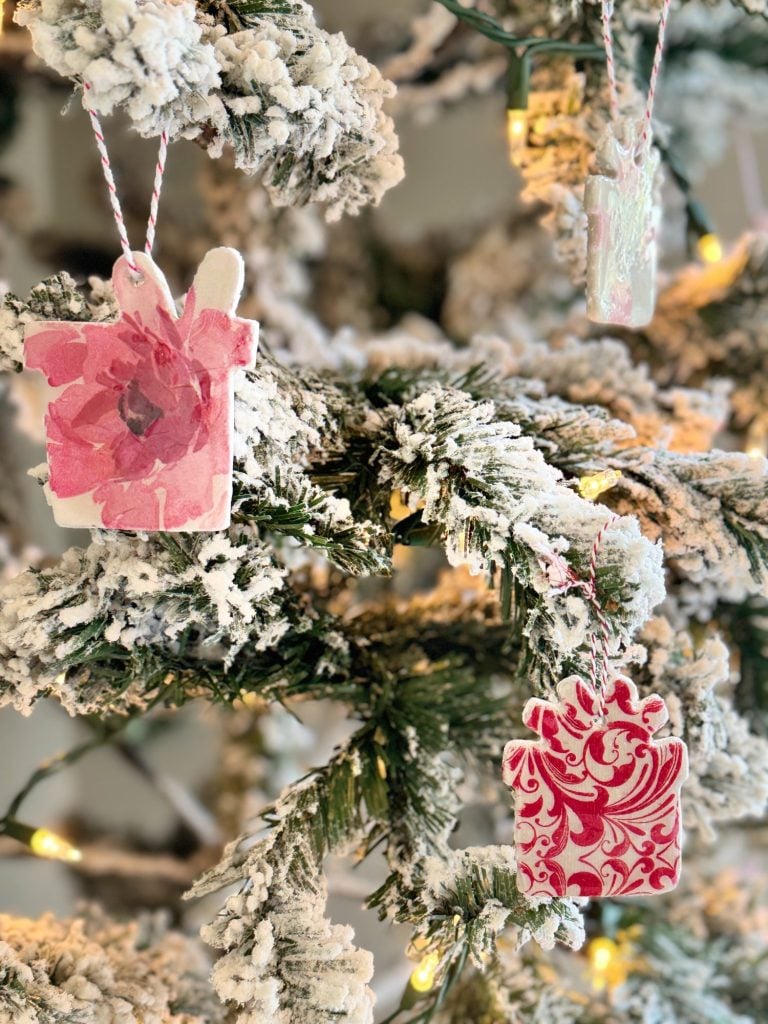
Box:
24, 247, 258, 532
502, 675, 688, 898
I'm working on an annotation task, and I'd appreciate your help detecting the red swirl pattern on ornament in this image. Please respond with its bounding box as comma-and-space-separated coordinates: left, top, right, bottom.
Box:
502, 676, 688, 898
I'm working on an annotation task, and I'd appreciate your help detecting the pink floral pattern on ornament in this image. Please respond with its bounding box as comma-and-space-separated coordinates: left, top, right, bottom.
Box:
502, 676, 688, 898
24, 248, 258, 531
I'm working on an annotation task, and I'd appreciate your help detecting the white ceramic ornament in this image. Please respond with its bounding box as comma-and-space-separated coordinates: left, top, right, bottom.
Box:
24, 247, 258, 532
503, 675, 688, 898
585, 119, 660, 328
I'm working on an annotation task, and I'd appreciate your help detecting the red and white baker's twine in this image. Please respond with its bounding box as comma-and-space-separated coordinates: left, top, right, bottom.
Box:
641, 0, 671, 146
545, 514, 619, 706
600, 0, 620, 123
601, 0, 671, 145
585, 514, 619, 698
83, 84, 136, 272
84, 82, 168, 276
144, 129, 169, 257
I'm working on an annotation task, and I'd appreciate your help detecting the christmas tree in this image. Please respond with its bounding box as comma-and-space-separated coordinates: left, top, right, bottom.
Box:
0, 0, 767, 1021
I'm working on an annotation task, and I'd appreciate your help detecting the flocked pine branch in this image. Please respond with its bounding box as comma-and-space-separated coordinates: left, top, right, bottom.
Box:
614, 448, 768, 594
369, 381, 664, 678
640, 614, 768, 841
188, 739, 377, 1023
1, 2, 768, 1023
642, 233, 768, 430
184, 637, 577, 1024
4, 281, 768, 718
3, 275, 767, 856
426, 850, 768, 1024
15, 0, 404, 219
358, 343, 768, 601
376, 846, 585, 1022
0, 529, 298, 714
355, 328, 728, 466
456, 367, 768, 598
232, 356, 390, 575
0, 905, 226, 1023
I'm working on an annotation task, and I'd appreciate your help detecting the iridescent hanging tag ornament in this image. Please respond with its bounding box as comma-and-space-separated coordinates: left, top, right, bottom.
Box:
585, 0, 670, 328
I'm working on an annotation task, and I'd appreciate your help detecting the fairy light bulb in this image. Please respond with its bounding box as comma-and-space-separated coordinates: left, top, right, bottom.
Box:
588, 936, 618, 992
29, 828, 82, 863
697, 233, 724, 264
587, 930, 643, 993
410, 951, 440, 993
578, 469, 622, 502
745, 421, 768, 459
390, 490, 411, 522
234, 689, 265, 712
505, 50, 530, 158
506, 108, 529, 155
590, 937, 616, 972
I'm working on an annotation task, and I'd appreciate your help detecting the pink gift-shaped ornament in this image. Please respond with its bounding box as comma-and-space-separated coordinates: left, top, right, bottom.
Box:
502, 675, 687, 898
24, 247, 258, 532
585, 118, 661, 328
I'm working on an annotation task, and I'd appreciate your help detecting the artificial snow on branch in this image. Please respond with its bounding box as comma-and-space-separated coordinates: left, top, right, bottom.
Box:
206, 0, 404, 219
642, 233, 768, 430
188, 741, 377, 1024
15, 0, 221, 135
186, 630, 574, 1024
0, 271, 115, 375
0, 905, 225, 1023
352, 328, 768, 603
232, 356, 388, 575
5, 276, 768, 720
1, 179, 767, 1024
0, 529, 295, 714
15, 0, 404, 219
372, 381, 665, 679
641, 615, 768, 840
613, 448, 768, 596
393, 844, 585, 970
